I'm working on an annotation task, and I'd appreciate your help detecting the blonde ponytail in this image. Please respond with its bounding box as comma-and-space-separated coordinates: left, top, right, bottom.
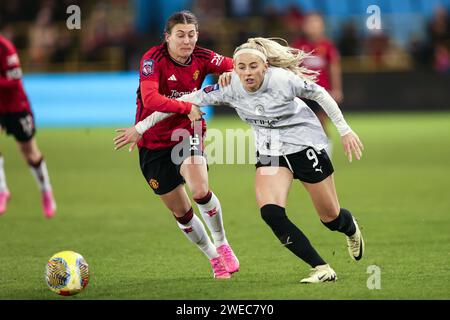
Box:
234, 37, 319, 82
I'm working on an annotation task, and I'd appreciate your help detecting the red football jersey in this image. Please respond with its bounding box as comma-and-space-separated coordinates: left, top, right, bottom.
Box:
0, 35, 31, 114
291, 37, 340, 91
136, 43, 233, 150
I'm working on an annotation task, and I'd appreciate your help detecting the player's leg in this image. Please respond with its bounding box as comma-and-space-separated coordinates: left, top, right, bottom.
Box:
302, 174, 364, 261
17, 137, 56, 218
159, 184, 215, 256
4, 111, 55, 217
255, 165, 336, 283
140, 147, 229, 279
180, 155, 239, 274
0, 151, 11, 215
159, 184, 230, 279
0, 117, 12, 214
180, 155, 226, 246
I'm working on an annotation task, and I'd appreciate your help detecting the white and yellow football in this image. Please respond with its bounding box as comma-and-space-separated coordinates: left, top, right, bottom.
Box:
45, 251, 89, 296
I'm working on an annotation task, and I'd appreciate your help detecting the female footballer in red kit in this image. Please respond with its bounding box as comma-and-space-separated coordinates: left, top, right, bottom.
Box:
0, 34, 56, 218
121, 11, 239, 279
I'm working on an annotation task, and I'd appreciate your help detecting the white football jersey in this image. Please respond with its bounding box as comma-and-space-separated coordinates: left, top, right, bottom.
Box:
136, 67, 352, 156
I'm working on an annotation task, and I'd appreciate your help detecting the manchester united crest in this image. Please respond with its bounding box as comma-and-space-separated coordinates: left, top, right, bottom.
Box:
149, 178, 159, 189
193, 70, 200, 80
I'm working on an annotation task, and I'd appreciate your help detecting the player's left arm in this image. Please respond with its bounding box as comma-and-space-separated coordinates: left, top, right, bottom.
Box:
293, 74, 363, 162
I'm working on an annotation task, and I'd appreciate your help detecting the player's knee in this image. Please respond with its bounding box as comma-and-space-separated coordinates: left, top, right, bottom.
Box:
319, 206, 340, 222
190, 185, 209, 201
260, 204, 286, 226
19, 142, 41, 162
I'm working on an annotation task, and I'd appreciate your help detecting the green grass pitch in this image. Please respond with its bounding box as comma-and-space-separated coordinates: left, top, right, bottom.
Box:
0, 112, 449, 299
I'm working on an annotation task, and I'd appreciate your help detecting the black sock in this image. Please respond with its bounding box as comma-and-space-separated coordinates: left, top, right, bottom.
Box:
321, 208, 356, 236
260, 204, 326, 268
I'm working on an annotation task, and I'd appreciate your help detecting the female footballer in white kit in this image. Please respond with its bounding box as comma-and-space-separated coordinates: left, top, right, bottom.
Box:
114, 37, 365, 283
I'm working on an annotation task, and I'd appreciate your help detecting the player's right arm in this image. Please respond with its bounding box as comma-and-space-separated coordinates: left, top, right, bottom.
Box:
114, 84, 228, 151
136, 83, 226, 134
114, 105, 202, 151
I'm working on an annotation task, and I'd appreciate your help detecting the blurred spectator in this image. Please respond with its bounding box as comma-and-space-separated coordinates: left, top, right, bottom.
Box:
338, 20, 361, 57
27, 4, 59, 70
409, 32, 430, 68
282, 5, 304, 38
410, 6, 450, 72
363, 28, 408, 69
81, 2, 111, 62
51, 28, 77, 65
434, 42, 450, 73
429, 6, 450, 73
428, 6, 450, 44
0, 24, 17, 46
191, 0, 225, 50
192, 0, 225, 20
108, 6, 140, 70
364, 29, 390, 66
291, 12, 343, 156
261, 5, 285, 38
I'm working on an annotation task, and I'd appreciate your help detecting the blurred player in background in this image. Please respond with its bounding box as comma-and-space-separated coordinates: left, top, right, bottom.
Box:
116, 11, 239, 279
292, 13, 343, 157
115, 37, 365, 283
0, 34, 56, 218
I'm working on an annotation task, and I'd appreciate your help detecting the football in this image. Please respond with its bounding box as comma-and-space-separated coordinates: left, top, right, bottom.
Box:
45, 251, 89, 296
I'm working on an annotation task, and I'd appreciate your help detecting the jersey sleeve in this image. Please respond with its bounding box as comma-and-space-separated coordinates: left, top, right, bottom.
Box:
178, 83, 227, 106
139, 55, 192, 114
290, 72, 351, 136
0, 43, 22, 89
203, 50, 233, 75
135, 111, 175, 135
135, 83, 229, 134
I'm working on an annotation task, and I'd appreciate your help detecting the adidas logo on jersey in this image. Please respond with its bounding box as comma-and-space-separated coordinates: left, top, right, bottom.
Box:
168, 74, 177, 81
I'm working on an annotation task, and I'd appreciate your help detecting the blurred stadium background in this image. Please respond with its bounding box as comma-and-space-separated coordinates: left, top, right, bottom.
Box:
1, 0, 449, 300
1, 0, 450, 125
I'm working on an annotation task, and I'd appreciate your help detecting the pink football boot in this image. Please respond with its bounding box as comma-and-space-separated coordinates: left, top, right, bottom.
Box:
210, 256, 231, 279
0, 190, 11, 215
217, 244, 240, 274
42, 190, 56, 218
